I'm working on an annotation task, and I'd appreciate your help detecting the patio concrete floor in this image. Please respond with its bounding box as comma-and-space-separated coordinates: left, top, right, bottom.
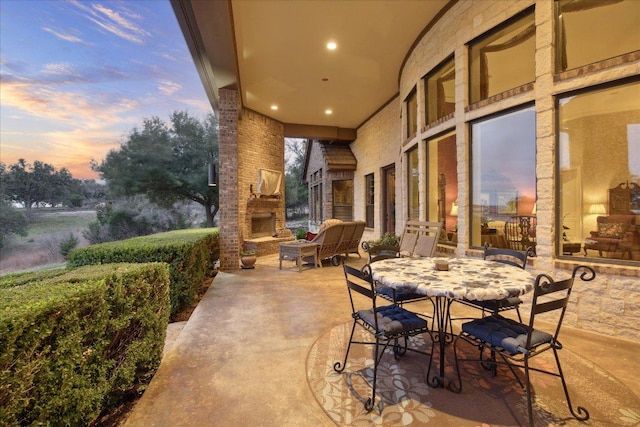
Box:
123, 252, 640, 426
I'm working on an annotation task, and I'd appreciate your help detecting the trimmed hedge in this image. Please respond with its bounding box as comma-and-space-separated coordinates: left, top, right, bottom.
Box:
67, 228, 219, 315
0, 263, 170, 426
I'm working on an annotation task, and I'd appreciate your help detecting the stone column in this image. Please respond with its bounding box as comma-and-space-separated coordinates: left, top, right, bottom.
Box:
219, 88, 240, 270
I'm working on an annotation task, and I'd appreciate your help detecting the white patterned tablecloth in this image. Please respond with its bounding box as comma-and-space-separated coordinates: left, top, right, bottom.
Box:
370, 257, 534, 301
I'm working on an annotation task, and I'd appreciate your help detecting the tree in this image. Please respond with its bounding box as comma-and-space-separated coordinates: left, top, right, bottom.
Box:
94, 111, 219, 227
284, 138, 308, 217
0, 200, 28, 249
77, 179, 107, 207
1, 159, 74, 212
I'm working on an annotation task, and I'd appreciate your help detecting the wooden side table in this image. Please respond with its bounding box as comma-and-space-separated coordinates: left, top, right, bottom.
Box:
562, 242, 582, 256
279, 241, 319, 272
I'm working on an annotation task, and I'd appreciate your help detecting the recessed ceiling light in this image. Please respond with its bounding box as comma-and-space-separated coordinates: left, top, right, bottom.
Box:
326, 41, 337, 50
325, 109, 333, 115
270, 105, 278, 110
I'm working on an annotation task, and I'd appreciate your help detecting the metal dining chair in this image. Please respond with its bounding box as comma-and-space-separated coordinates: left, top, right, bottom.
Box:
333, 263, 434, 412
458, 242, 535, 321
451, 265, 595, 427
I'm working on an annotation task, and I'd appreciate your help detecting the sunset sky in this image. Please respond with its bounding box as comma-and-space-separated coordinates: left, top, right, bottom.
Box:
0, 0, 212, 180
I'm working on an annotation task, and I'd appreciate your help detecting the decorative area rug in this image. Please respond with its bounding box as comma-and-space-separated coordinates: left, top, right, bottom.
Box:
306, 322, 640, 426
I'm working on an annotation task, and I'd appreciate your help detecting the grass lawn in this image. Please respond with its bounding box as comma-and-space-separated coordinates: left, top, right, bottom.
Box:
0, 209, 96, 274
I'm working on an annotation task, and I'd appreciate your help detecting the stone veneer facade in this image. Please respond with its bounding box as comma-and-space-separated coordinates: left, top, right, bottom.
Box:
217, 0, 639, 340
348, 0, 640, 341
305, 142, 356, 230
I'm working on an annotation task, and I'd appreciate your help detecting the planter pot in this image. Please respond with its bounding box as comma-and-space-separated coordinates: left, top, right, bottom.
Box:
240, 254, 256, 269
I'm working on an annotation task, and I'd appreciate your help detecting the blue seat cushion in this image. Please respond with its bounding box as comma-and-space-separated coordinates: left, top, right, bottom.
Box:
377, 286, 427, 303
470, 296, 522, 311
462, 316, 553, 355
358, 305, 428, 336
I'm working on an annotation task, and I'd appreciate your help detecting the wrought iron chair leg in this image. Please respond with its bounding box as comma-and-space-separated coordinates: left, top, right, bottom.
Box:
502, 353, 525, 389
366, 337, 384, 412
515, 306, 522, 322
553, 348, 590, 421
525, 356, 534, 427
393, 336, 408, 358
333, 321, 357, 373
479, 346, 498, 376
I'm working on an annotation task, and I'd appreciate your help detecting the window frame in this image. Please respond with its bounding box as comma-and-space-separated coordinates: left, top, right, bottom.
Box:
407, 145, 420, 221
424, 55, 455, 126
467, 7, 535, 104
406, 88, 418, 139
309, 169, 323, 223
365, 173, 375, 228
469, 103, 537, 249
425, 129, 457, 243
555, 0, 640, 74
555, 77, 640, 265
332, 179, 354, 221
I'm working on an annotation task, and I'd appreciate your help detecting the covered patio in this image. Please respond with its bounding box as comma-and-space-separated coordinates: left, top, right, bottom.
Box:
143, 1, 640, 423
124, 253, 640, 426
170, 0, 640, 346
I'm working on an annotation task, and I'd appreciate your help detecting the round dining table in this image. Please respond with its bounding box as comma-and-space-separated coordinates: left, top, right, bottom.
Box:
369, 256, 535, 389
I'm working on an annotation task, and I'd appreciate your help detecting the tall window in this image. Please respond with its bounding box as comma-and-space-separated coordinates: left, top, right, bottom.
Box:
556, 0, 640, 73
332, 180, 353, 221
471, 106, 536, 248
406, 89, 418, 138
310, 170, 322, 222
427, 131, 457, 238
558, 79, 640, 263
425, 56, 455, 125
408, 147, 420, 220
365, 173, 374, 228
469, 10, 535, 103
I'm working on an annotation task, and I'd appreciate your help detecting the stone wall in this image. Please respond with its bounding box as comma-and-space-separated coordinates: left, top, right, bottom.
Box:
351, 0, 640, 341
350, 99, 401, 243
218, 93, 286, 269
237, 109, 286, 254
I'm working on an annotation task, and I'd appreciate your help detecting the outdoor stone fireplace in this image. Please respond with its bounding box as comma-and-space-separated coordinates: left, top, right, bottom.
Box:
243, 197, 294, 255
250, 212, 276, 238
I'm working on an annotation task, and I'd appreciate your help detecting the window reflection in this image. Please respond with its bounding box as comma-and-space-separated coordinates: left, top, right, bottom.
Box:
406, 89, 418, 138
469, 10, 535, 103
365, 173, 374, 228
556, 0, 640, 73
425, 56, 455, 125
558, 80, 640, 262
427, 131, 457, 243
332, 180, 353, 221
408, 147, 420, 221
471, 106, 536, 248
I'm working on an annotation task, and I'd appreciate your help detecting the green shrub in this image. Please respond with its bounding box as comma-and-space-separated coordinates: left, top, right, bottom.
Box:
67, 228, 219, 315
0, 200, 28, 250
0, 263, 170, 426
295, 228, 307, 239
365, 232, 401, 248
59, 232, 79, 258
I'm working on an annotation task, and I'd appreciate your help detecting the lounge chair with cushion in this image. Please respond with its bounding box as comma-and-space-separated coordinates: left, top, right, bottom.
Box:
302, 219, 366, 266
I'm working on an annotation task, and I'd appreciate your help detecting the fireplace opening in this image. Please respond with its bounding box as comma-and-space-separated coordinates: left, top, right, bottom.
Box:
251, 213, 276, 238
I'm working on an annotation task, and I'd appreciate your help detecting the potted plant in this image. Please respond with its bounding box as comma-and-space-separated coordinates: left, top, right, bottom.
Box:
240, 248, 257, 269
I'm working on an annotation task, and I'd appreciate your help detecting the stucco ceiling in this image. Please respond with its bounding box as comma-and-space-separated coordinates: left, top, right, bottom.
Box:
172, 0, 451, 135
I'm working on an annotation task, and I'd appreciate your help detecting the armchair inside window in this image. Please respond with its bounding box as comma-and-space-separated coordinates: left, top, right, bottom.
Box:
585, 215, 636, 259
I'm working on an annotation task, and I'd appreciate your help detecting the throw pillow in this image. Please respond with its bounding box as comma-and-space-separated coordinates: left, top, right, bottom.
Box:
305, 231, 317, 241
598, 222, 625, 239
